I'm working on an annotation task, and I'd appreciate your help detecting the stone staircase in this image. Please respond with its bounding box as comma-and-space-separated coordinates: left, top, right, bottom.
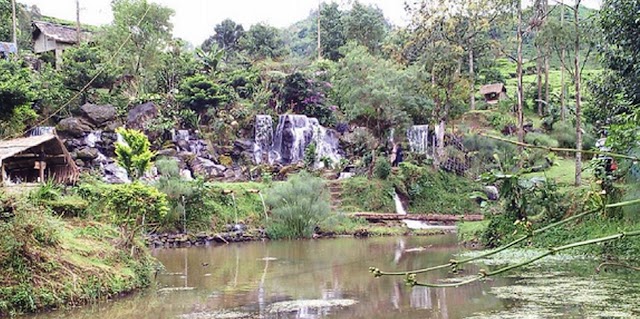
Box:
327, 180, 343, 211
321, 171, 342, 211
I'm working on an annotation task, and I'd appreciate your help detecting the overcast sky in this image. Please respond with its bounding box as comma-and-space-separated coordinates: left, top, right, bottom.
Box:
20, 0, 602, 46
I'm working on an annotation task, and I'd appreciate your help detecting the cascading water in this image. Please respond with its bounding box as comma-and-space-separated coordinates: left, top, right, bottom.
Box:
85, 131, 102, 148
407, 125, 430, 155
254, 115, 274, 164
29, 126, 56, 136
312, 121, 342, 168
271, 115, 315, 165
254, 114, 342, 167
392, 191, 457, 230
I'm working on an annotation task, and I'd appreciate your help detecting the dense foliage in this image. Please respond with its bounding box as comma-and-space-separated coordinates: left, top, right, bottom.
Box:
264, 172, 330, 239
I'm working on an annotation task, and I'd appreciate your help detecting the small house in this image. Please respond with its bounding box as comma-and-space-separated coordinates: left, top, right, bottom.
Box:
479, 83, 508, 104
32, 21, 90, 69
0, 133, 79, 185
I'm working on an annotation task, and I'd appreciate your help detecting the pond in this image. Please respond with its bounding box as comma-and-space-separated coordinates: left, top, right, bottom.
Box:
26, 235, 640, 319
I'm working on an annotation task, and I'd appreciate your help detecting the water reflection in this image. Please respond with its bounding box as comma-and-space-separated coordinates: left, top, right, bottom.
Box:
26, 235, 510, 319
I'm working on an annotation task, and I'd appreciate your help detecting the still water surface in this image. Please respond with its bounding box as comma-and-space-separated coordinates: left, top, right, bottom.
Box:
26, 235, 640, 318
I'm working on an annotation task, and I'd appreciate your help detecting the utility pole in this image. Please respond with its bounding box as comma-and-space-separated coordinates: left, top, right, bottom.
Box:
76, 0, 81, 44
11, 0, 17, 47
317, 0, 322, 60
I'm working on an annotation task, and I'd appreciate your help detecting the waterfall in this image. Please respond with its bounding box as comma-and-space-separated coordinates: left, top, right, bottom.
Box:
85, 130, 102, 148
393, 191, 457, 230
29, 126, 56, 136
174, 130, 190, 142
311, 121, 342, 169
271, 115, 315, 165
407, 125, 430, 155
393, 192, 407, 215
255, 114, 342, 167
254, 115, 274, 164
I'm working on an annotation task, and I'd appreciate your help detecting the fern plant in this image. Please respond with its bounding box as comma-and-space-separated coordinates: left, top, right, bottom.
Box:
115, 128, 155, 181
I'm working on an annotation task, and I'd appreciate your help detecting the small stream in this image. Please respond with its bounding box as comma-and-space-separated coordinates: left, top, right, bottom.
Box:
26, 235, 640, 319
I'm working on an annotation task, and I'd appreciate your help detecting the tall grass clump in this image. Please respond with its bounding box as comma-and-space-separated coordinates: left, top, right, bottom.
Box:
551, 122, 596, 150
265, 172, 330, 239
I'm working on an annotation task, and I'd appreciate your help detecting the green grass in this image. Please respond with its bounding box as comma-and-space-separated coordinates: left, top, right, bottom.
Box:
524, 157, 593, 186
458, 221, 490, 243
0, 198, 154, 316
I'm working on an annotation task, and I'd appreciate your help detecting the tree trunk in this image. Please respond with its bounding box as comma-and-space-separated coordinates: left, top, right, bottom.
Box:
560, 0, 566, 122
536, 43, 543, 116
574, 2, 582, 186
544, 0, 550, 112
469, 44, 475, 110
436, 119, 446, 166
516, 0, 525, 147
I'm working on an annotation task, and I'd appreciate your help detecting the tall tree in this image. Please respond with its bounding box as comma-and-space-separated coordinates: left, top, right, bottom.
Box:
319, 2, 346, 61
573, 0, 583, 186
404, 1, 472, 163
202, 19, 244, 54
334, 43, 411, 141
99, 0, 174, 95
240, 23, 287, 60
600, 0, 640, 106
344, 1, 387, 53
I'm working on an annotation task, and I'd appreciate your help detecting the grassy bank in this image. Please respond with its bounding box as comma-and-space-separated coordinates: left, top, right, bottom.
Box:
0, 195, 154, 316
339, 164, 482, 215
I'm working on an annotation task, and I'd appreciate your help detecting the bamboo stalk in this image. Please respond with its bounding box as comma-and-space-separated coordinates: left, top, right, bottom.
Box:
478, 133, 640, 161
371, 198, 640, 277
409, 229, 640, 288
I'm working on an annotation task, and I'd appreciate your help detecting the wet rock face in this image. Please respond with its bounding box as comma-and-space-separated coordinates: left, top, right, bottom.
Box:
127, 102, 158, 131
257, 114, 343, 167
80, 103, 117, 126
57, 117, 94, 137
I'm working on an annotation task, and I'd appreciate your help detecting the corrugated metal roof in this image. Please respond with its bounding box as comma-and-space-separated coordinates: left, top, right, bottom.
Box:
32, 21, 89, 44
0, 134, 58, 161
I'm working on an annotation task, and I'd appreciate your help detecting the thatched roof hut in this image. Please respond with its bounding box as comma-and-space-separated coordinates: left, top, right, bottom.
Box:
479, 83, 508, 104
0, 133, 79, 185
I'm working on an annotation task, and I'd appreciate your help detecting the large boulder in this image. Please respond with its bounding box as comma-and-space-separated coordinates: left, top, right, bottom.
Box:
57, 117, 94, 138
80, 104, 117, 126
127, 102, 158, 131
76, 147, 100, 161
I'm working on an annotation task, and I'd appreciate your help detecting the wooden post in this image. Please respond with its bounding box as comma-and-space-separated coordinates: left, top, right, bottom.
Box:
55, 48, 63, 70
76, 0, 81, 45
39, 145, 45, 183
317, 0, 321, 60
11, 0, 17, 47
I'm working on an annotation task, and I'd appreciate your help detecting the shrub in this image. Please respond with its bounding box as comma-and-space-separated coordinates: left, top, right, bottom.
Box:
395, 162, 481, 214
524, 132, 559, 148
551, 122, 596, 150
488, 112, 516, 132
304, 142, 317, 168
374, 157, 392, 180
115, 128, 154, 181
155, 158, 204, 232
341, 176, 394, 212
462, 134, 518, 173
105, 182, 168, 247
265, 172, 330, 239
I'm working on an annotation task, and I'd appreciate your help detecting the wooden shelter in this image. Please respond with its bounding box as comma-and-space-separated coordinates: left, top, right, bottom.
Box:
32, 21, 91, 69
479, 83, 508, 104
0, 134, 79, 185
